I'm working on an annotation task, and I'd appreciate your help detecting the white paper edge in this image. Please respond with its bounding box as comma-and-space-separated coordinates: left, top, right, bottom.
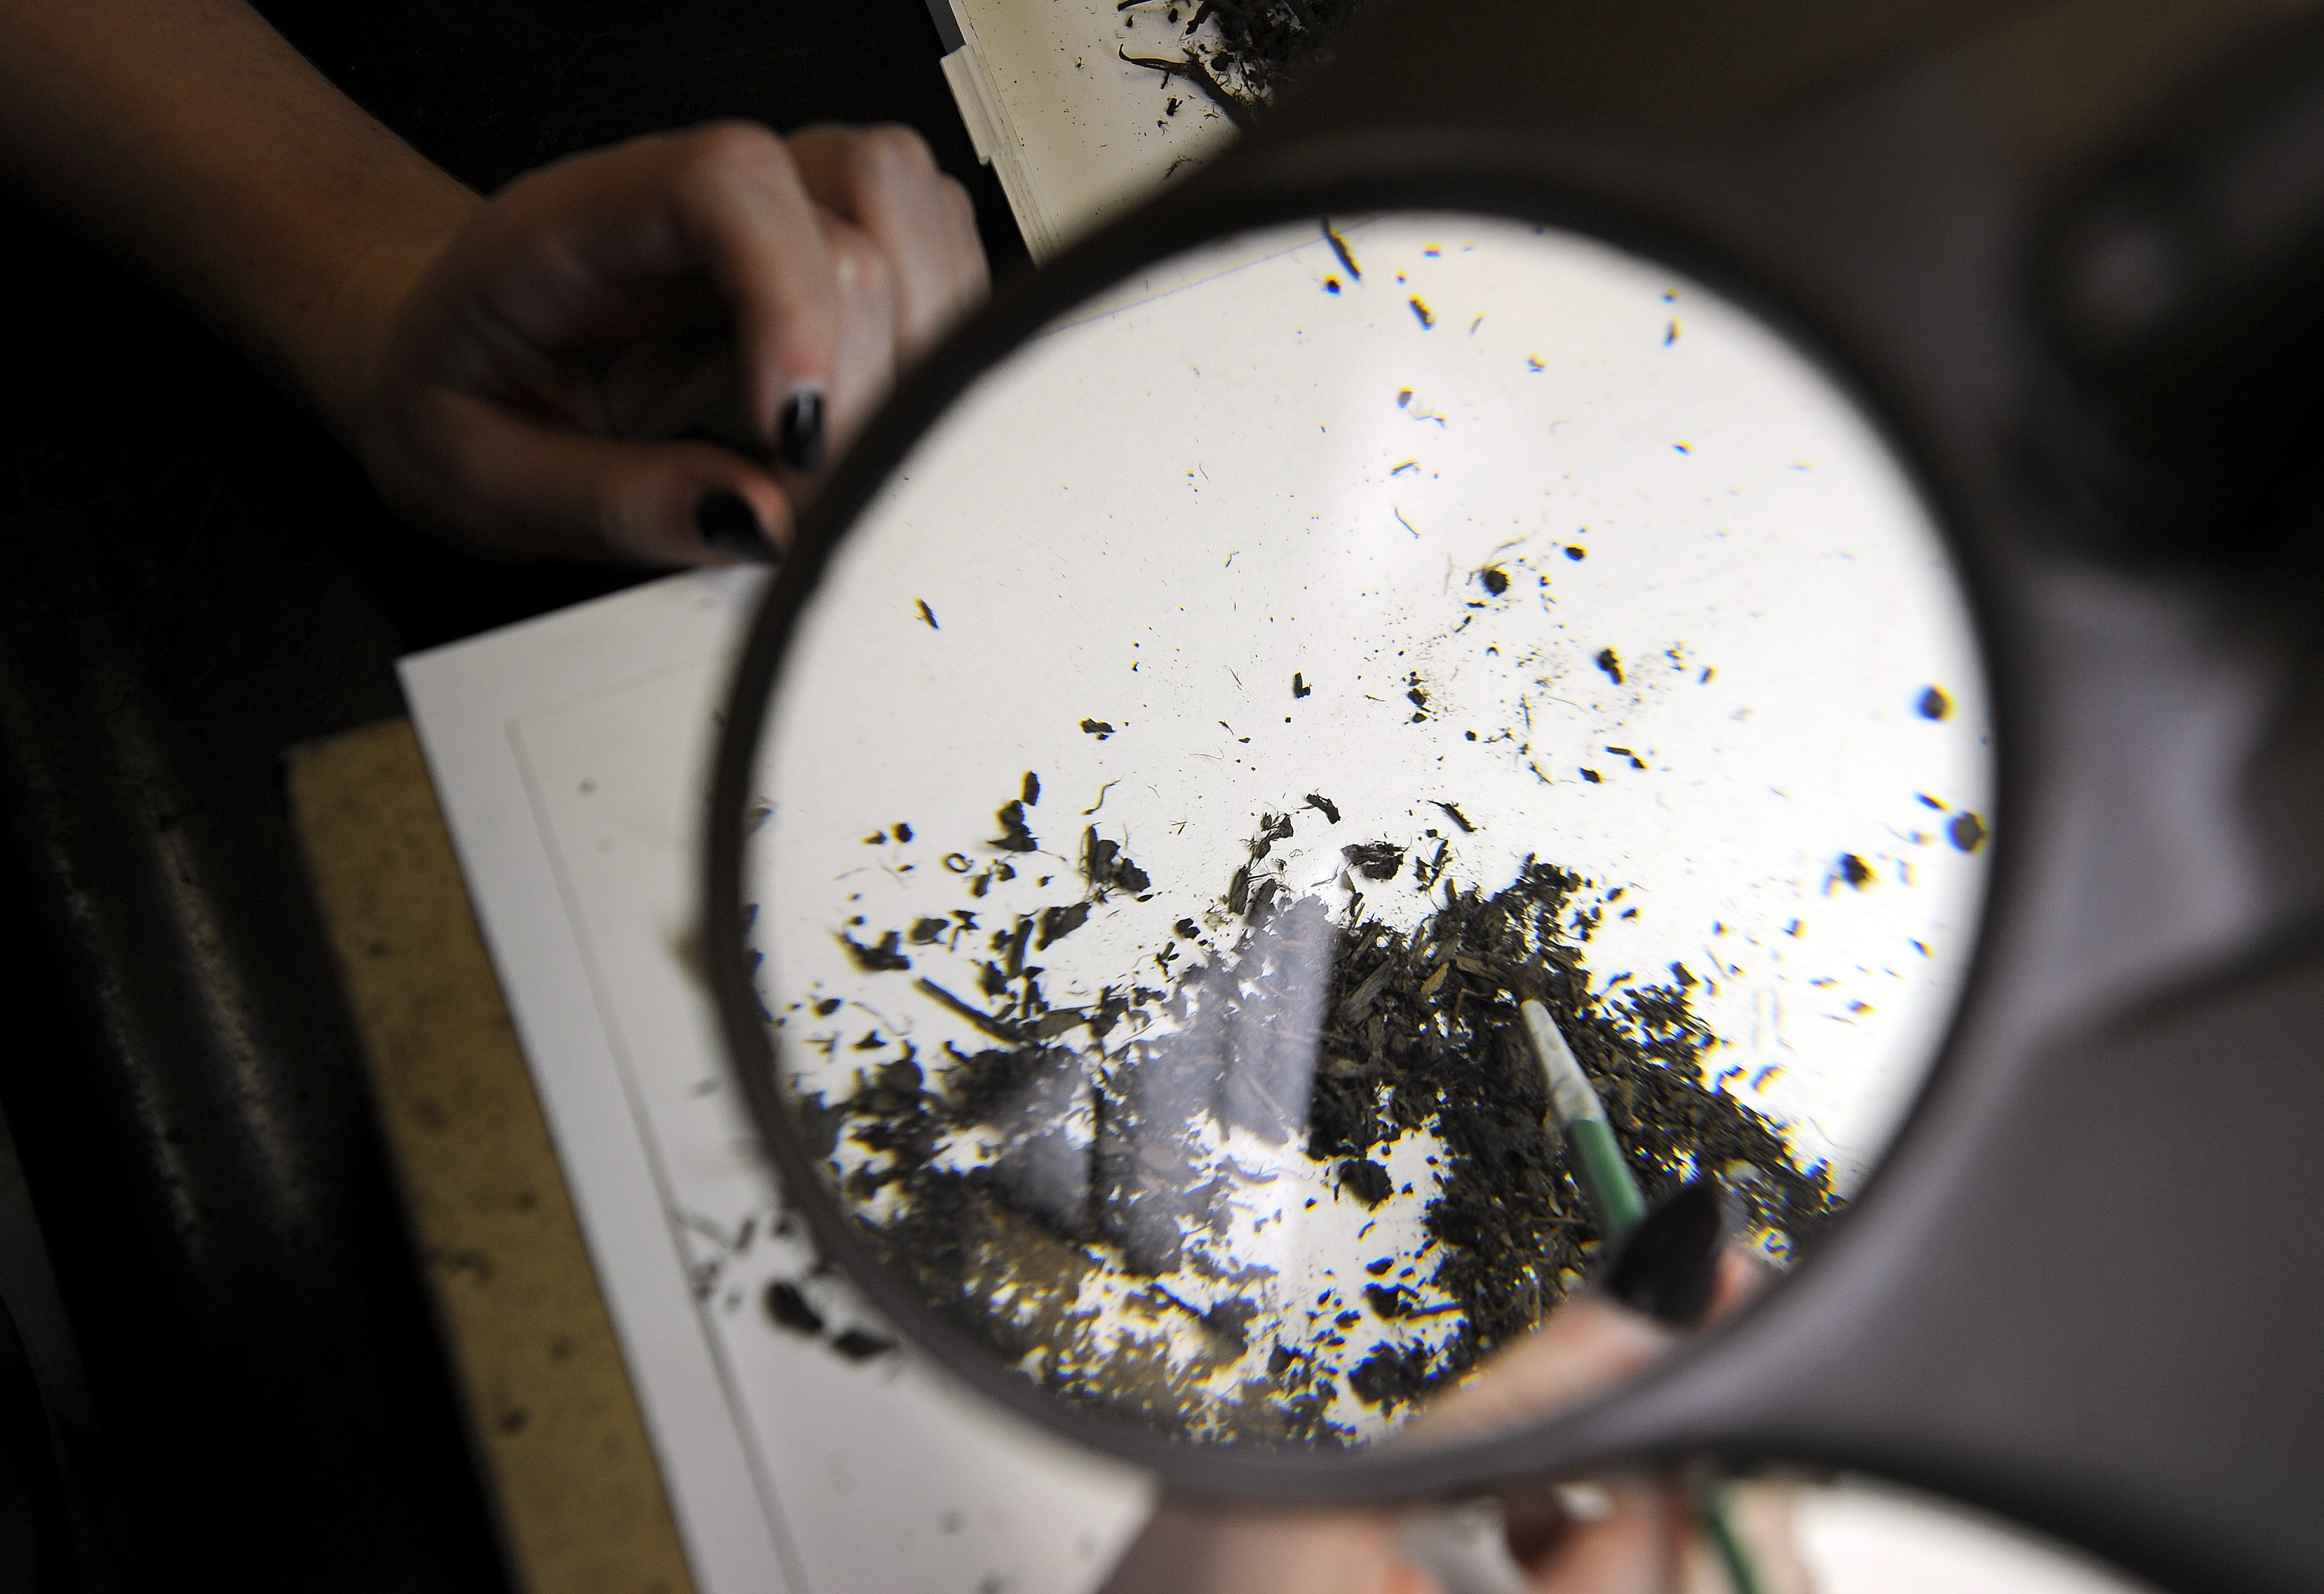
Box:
398, 567, 795, 1594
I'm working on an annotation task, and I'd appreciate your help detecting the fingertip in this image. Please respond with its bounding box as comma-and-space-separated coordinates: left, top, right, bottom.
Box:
598, 437, 792, 566
686, 468, 792, 566
776, 383, 828, 475
694, 487, 779, 565
666, 123, 841, 451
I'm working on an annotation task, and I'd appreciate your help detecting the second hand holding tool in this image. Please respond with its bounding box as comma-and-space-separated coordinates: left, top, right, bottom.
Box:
1520, 998, 1766, 1594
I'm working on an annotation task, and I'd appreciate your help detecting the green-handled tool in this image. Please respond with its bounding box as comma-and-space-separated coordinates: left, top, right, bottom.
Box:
1519, 998, 1766, 1594
1521, 999, 1649, 1237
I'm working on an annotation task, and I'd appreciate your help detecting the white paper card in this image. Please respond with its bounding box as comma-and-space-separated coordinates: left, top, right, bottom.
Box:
402, 570, 1153, 1594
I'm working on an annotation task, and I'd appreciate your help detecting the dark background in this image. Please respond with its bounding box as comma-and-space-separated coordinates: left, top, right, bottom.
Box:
0, 4, 1025, 1587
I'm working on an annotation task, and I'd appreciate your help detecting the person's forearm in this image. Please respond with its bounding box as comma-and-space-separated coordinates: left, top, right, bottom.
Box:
0, 0, 478, 442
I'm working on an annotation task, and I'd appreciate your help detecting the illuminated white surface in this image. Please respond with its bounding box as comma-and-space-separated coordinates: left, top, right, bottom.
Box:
761, 212, 1992, 1198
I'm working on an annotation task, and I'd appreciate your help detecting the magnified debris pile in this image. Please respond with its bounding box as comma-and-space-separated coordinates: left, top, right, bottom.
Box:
771, 784, 1839, 1448
1117, 0, 1369, 126
1306, 861, 1838, 1366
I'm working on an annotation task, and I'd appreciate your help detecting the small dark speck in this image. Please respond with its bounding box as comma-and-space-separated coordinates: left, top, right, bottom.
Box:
1080, 718, 1116, 739
1580, 768, 1602, 784
1433, 801, 1475, 833
1917, 793, 1944, 810
1293, 671, 1311, 698
1917, 685, 1952, 721
765, 1281, 825, 1336
1023, 771, 1041, 805
840, 930, 911, 972
916, 599, 938, 629
1948, 812, 1988, 853
1305, 792, 1340, 823
1479, 567, 1509, 596
1323, 276, 1342, 295
1339, 1157, 1393, 1205
893, 822, 912, 842
830, 1328, 897, 1362
1566, 546, 1586, 560
1838, 853, 1874, 887
994, 801, 1036, 852
815, 997, 842, 1016
1408, 297, 1435, 329
1595, 648, 1624, 684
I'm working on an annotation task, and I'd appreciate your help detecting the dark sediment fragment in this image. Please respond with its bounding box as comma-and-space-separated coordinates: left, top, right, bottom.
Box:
840, 930, 913, 972
994, 799, 1038, 852
830, 1328, 897, 1362
1085, 828, 1153, 895
1338, 1157, 1393, 1207
765, 1281, 825, 1336
1119, 0, 1367, 124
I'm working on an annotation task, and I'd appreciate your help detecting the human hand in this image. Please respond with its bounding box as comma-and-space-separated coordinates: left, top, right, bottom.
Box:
1098, 1287, 1701, 1594
1097, 1184, 1803, 1594
347, 120, 987, 566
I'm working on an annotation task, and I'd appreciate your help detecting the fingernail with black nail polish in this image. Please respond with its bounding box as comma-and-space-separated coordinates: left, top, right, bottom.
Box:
696, 489, 778, 564
779, 386, 827, 474
1603, 1180, 1725, 1328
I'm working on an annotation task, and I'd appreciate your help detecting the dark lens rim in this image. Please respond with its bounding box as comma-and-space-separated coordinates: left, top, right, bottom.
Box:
706, 136, 2018, 1503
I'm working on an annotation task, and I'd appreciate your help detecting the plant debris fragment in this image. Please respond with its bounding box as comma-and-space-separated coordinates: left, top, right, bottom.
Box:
1117, 0, 1367, 126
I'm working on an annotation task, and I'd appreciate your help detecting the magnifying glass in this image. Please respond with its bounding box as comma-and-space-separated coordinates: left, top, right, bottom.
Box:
707, 0, 2324, 1585
708, 183, 1994, 1477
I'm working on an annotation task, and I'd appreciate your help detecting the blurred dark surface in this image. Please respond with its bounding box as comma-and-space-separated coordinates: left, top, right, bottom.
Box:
0, 3, 1025, 1588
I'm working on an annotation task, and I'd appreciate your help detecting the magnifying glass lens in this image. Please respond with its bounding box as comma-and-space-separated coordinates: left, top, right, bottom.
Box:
739, 212, 1989, 1451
